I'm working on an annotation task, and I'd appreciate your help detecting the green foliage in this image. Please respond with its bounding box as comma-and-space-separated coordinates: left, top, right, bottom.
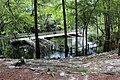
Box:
0, 0, 33, 36
2, 45, 12, 58
88, 34, 96, 42
51, 37, 64, 44
0, 0, 118, 35
50, 37, 64, 52
3, 44, 34, 59
0, 0, 119, 54
97, 46, 103, 53
72, 68, 87, 73
96, 61, 101, 65
37, 0, 63, 30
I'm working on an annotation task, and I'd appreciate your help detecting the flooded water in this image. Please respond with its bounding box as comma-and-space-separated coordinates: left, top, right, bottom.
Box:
45, 36, 97, 59
0, 31, 98, 59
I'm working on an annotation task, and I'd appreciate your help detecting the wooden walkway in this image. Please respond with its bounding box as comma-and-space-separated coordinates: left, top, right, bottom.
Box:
11, 31, 82, 41
38, 32, 82, 39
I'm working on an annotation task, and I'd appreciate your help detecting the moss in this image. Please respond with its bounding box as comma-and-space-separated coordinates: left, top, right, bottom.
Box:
96, 61, 101, 65
72, 68, 87, 73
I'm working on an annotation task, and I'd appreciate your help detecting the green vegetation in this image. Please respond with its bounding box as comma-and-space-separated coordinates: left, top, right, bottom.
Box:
88, 34, 96, 42
0, 0, 120, 58
72, 68, 88, 73
0, 0, 118, 35
96, 61, 101, 65
0, 0, 119, 39
2, 45, 12, 58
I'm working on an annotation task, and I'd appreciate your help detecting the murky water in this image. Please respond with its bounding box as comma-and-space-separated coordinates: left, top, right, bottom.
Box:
45, 37, 97, 59
0, 33, 98, 59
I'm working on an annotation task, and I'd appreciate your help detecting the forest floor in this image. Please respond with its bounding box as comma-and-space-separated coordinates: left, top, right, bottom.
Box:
0, 49, 120, 80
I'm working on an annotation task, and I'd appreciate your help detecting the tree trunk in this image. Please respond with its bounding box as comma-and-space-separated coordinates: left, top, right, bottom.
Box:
34, 0, 40, 58
85, 22, 88, 55
96, 15, 99, 51
62, 0, 68, 58
82, 28, 85, 55
117, 6, 120, 43
118, 43, 120, 56
75, 0, 78, 56
103, 13, 111, 52
103, 0, 111, 52
85, 0, 98, 55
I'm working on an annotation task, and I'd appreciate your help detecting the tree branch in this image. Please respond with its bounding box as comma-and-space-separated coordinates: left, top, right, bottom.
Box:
85, 0, 99, 27
4, 0, 14, 16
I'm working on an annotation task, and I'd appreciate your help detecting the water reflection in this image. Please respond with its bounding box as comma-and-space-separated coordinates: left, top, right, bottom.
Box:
50, 52, 65, 58
45, 51, 73, 59
49, 37, 97, 58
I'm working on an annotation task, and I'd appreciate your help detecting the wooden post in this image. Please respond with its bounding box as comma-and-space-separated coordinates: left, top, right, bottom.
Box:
70, 47, 72, 55
118, 43, 120, 56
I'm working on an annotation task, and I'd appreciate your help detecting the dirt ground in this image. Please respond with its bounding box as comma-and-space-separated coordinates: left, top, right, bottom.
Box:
0, 49, 120, 80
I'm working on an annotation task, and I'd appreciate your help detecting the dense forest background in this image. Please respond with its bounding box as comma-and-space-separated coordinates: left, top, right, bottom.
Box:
0, 0, 120, 58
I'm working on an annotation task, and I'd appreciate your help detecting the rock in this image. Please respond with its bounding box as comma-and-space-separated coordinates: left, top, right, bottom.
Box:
11, 57, 25, 66
60, 71, 65, 76
68, 76, 78, 80
8, 65, 15, 69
